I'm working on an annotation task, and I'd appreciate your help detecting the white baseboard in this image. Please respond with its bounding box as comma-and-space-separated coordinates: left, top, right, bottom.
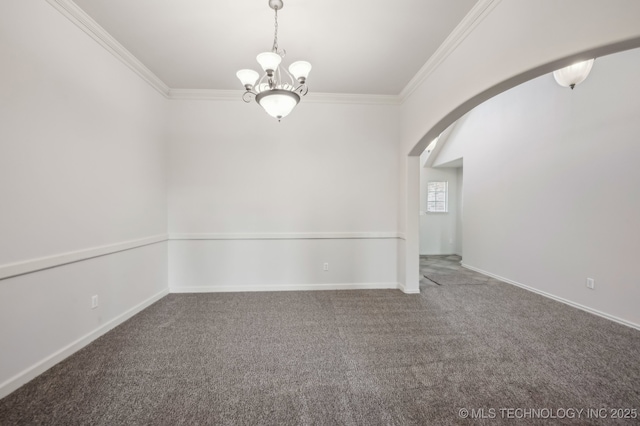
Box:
397, 281, 421, 294
461, 263, 640, 331
0, 288, 169, 400
170, 282, 400, 293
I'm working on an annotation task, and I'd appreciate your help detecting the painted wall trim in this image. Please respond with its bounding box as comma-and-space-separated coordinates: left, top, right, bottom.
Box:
0, 288, 169, 400
0, 232, 402, 280
168, 89, 240, 101
45, 0, 170, 97
398, 0, 502, 102
461, 263, 640, 331
398, 281, 420, 294
43, 0, 403, 108
0, 235, 168, 281
45, 0, 496, 106
169, 232, 404, 240
305, 92, 401, 105
168, 89, 401, 105
170, 283, 400, 293
45, 0, 401, 106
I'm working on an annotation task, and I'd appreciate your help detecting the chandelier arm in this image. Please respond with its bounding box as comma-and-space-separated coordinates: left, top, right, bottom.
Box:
256, 73, 269, 93
294, 84, 309, 96
275, 66, 282, 89
242, 91, 257, 103
281, 66, 297, 90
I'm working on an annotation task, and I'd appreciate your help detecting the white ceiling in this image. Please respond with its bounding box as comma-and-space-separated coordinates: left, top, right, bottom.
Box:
72, 0, 477, 95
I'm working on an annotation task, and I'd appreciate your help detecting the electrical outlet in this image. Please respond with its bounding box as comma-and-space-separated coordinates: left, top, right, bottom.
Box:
323, 262, 329, 271
91, 295, 99, 309
586, 278, 595, 290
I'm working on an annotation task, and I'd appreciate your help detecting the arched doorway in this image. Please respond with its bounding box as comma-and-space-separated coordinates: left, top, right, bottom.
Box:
397, 1, 640, 293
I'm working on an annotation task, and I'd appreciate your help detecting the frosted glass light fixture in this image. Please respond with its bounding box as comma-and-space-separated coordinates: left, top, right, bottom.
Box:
256, 90, 300, 119
553, 59, 594, 89
236, 69, 260, 90
236, 0, 311, 121
289, 61, 312, 83
256, 52, 282, 74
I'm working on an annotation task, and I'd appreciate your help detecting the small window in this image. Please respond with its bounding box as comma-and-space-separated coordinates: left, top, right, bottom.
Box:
427, 181, 448, 213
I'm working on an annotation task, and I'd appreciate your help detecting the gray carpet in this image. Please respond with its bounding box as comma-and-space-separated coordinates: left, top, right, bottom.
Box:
1, 256, 639, 425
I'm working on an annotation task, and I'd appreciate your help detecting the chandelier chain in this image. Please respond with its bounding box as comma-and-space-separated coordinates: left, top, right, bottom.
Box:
272, 7, 279, 53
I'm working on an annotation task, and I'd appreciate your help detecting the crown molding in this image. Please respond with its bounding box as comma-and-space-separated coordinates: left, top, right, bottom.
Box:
168, 89, 242, 101
399, 0, 502, 103
46, 0, 170, 97
47, 0, 500, 106
304, 92, 401, 106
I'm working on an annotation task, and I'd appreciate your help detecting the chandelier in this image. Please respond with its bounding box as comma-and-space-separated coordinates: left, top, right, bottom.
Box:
236, 0, 312, 121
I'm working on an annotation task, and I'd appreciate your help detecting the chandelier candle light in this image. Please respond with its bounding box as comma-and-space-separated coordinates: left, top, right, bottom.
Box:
236, 0, 312, 121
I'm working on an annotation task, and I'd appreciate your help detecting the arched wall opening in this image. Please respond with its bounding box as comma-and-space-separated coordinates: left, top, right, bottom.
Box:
416, 46, 640, 327
398, 0, 640, 295
409, 40, 640, 157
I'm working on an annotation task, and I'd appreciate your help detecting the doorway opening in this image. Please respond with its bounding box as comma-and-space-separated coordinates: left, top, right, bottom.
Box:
418, 133, 464, 290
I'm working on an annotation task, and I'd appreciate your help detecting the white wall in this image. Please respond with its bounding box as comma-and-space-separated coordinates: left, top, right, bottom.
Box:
432, 118, 468, 168
419, 167, 459, 255
430, 48, 640, 327
455, 167, 463, 257
0, 2, 168, 397
167, 99, 401, 291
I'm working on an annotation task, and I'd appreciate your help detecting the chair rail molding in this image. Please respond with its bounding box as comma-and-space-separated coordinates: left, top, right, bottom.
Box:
0, 235, 168, 281
168, 232, 404, 240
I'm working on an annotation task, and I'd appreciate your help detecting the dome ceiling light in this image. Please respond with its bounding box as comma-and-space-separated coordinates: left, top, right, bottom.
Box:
236, 0, 312, 121
553, 59, 594, 90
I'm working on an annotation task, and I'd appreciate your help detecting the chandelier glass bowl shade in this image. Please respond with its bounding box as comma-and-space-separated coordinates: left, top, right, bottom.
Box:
553, 59, 594, 89
236, 0, 311, 121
